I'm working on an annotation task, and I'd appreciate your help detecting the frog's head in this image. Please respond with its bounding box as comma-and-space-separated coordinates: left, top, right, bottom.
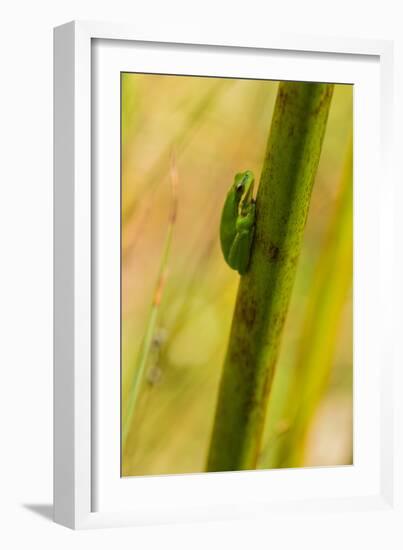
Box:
234, 170, 255, 210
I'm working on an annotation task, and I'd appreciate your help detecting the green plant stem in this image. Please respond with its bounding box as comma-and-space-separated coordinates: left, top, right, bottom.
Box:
206, 81, 334, 472
260, 139, 353, 469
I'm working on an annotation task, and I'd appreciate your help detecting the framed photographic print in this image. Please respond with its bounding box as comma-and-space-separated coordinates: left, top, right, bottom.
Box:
54, 21, 399, 531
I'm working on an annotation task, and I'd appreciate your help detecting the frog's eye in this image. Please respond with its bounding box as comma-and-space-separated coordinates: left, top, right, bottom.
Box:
236, 183, 243, 192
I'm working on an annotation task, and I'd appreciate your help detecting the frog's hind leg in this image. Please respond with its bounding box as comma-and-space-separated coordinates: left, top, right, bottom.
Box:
228, 229, 254, 275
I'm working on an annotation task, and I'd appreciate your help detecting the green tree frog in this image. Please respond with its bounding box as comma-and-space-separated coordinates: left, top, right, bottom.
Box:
220, 170, 256, 275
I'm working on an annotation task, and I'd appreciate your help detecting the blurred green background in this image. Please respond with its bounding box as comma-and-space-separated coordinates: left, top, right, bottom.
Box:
121, 73, 353, 476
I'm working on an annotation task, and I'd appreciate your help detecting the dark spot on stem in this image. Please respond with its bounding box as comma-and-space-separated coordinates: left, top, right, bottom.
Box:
239, 296, 257, 327
268, 243, 280, 261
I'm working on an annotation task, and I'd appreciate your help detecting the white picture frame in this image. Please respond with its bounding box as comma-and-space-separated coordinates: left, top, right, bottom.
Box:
54, 20, 399, 531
